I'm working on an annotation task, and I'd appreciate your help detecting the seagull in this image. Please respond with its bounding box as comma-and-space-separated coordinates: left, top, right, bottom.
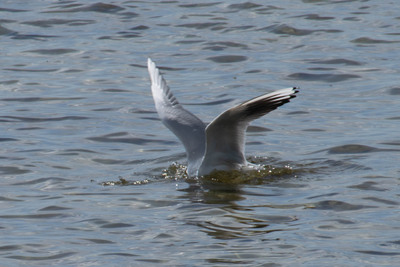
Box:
147, 58, 298, 177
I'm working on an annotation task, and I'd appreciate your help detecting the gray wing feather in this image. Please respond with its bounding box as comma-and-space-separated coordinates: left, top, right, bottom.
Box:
198, 87, 298, 175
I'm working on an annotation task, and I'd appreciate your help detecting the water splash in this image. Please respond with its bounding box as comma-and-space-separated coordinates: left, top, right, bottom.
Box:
100, 177, 149, 186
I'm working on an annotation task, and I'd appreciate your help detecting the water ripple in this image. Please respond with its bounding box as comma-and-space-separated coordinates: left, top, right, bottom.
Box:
203, 41, 248, 51
0, 245, 21, 251
354, 250, 400, 256
207, 55, 247, 63
4, 68, 59, 72
351, 37, 399, 44
82, 238, 115, 244
179, 3, 222, 8
87, 132, 178, 145
313, 144, 400, 154
0, 213, 67, 219
100, 223, 134, 228
348, 182, 387, 192
39, 205, 72, 211
307, 58, 363, 66
22, 19, 95, 28
0, 25, 15, 35
44, 2, 125, 14
176, 22, 227, 30
294, 14, 335, 20
388, 87, 400, 95
23, 49, 79, 55
11, 177, 69, 186
1, 97, 84, 102
0, 7, 27, 12
0, 166, 31, 175
288, 72, 361, 82
6, 252, 76, 261
311, 200, 375, 211
0, 115, 88, 122
228, 2, 262, 10
0, 138, 18, 142
262, 23, 342, 36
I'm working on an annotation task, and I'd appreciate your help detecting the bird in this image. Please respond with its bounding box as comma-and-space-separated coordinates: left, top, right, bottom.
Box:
147, 58, 298, 177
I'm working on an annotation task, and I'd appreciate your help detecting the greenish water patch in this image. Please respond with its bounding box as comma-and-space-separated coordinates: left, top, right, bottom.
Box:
162, 161, 297, 186
201, 165, 296, 186
99, 161, 297, 187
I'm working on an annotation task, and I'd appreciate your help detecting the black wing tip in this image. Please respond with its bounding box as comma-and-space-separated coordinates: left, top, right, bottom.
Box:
289, 87, 299, 99
250, 87, 299, 114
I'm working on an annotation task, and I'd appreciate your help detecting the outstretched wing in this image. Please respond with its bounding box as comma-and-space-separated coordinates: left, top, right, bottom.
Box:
147, 58, 206, 175
199, 87, 298, 175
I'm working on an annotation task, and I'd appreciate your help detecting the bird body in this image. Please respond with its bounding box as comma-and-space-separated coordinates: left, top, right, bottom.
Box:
147, 58, 298, 177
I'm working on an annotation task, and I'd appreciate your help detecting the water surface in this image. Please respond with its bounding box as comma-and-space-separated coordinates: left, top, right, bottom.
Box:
1, 0, 399, 266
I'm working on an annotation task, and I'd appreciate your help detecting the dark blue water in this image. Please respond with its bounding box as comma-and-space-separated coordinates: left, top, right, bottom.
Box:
1, 1, 399, 266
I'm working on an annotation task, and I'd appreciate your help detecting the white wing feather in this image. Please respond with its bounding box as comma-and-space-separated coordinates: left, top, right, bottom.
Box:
147, 58, 206, 176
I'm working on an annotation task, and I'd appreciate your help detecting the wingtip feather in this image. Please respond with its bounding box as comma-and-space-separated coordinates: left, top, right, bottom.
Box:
147, 58, 161, 86
147, 58, 155, 70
